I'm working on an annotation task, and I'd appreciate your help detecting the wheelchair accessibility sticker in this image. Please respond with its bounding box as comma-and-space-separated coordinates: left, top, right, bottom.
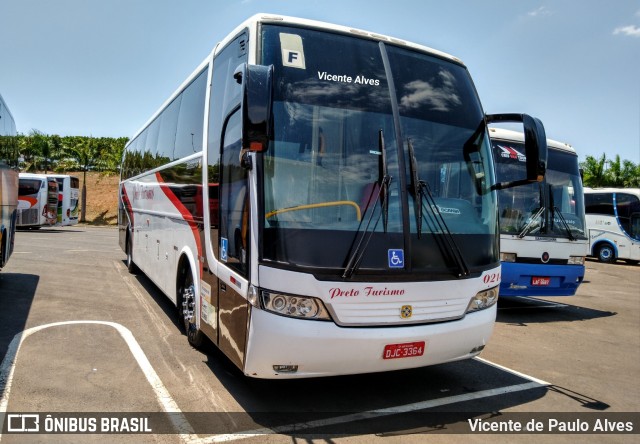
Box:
220, 238, 228, 262
388, 249, 404, 268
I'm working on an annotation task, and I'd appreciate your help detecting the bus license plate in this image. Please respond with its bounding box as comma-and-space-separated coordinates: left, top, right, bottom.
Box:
383, 341, 425, 360
532, 277, 551, 286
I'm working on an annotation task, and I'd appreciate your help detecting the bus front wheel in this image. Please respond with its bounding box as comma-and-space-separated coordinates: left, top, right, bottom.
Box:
178, 265, 204, 349
597, 244, 615, 264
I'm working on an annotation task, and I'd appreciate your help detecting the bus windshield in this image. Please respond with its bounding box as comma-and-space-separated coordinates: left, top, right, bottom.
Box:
260, 26, 498, 277
19, 178, 43, 196
493, 142, 586, 239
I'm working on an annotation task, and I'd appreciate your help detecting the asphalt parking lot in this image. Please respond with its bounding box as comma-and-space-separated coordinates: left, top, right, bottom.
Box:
0, 226, 638, 443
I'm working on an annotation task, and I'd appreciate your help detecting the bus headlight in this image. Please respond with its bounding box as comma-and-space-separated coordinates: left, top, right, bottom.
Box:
568, 256, 585, 265
261, 290, 332, 321
466, 286, 499, 313
500, 252, 516, 262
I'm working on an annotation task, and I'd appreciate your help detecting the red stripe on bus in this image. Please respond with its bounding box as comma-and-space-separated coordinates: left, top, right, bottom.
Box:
154, 172, 203, 276
121, 185, 135, 234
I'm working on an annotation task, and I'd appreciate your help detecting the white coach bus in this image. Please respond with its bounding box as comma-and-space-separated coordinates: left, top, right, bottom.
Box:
584, 188, 640, 264
119, 14, 547, 378
17, 173, 59, 228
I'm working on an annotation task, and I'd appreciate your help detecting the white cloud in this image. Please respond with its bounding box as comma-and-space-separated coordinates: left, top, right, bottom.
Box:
613, 25, 640, 37
528, 6, 551, 17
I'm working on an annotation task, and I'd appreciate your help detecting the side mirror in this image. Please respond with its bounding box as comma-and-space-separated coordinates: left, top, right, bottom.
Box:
487, 113, 548, 190
521, 114, 547, 182
234, 63, 273, 152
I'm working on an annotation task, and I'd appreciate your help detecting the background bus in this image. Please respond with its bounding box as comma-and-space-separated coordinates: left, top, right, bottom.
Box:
119, 14, 546, 378
0, 93, 18, 270
48, 174, 80, 226
17, 173, 59, 228
490, 128, 588, 297
584, 188, 640, 264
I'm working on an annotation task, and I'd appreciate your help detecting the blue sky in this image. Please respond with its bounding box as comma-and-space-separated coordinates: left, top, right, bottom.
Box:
1, 0, 638, 163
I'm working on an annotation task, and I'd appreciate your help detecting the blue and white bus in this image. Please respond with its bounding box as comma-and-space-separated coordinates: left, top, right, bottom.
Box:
119, 14, 547, 378
490, 128, 588, 297
584, 188, 640, 264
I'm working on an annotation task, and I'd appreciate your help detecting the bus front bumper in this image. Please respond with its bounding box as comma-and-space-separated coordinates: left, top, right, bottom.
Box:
499, 262, 585, 297
243, 305, 495, 379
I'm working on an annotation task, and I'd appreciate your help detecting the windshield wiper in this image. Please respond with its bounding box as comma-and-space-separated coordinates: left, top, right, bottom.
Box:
549, 185, 576, 241
518, 184, 544, 238
518, 206, 545, 238
342, 130, 391, 279
408, 139, 470, 278
377, 129, 390, 233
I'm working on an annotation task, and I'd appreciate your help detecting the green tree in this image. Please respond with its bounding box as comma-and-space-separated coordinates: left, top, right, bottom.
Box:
31, 129, 51, 173
621, 160, 640, 187
606, 155, 625, 187
580, 154, 608, 187
581, 153, 640, 188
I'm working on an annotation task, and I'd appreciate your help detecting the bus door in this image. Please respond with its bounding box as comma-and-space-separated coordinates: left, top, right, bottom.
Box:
53, 177, 66, 225
46, 179, 59, 225
69, 177, 80, 224
216, 108, 250, 369
202, 32, 249, 368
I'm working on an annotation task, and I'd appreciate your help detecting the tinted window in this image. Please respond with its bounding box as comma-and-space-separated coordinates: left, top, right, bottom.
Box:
616, 193, 640, 240
145, 117, 161, 157
585, 193, 614, 215
174, 69, 207, 160
157, 95, 181, 162
19, 179, 42, 196
0, 98, 18, 167
259, 26, 498, 273
122, 139, 137, 179
208, 33, 247, 258
219, 110, 247, 275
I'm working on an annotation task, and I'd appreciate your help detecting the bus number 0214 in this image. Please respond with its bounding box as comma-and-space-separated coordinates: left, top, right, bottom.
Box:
483, 273, 501, 284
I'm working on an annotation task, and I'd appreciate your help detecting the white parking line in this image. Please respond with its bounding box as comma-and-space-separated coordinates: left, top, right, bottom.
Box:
201, 380, 546, 443
475, 356, 551, 386
0, 320, 197, 443
0, 322, 550, 443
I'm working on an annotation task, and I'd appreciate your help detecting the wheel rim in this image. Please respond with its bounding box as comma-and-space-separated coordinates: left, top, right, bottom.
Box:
600, 247, 613, 260
182, 283, 196, 325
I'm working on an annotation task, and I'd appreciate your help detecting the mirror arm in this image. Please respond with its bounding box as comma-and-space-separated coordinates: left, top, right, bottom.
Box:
491, 179, 535, 191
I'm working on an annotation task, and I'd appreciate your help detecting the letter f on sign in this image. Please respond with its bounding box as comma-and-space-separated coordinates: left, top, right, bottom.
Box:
280, 33, 306, 69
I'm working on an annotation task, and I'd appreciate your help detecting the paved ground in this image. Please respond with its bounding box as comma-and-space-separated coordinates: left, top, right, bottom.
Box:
0, 226, 638, 443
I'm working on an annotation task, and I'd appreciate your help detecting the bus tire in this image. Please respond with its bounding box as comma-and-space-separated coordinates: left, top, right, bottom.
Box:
178, 263, 204, 349
126, 230, 138, 274
597, 244, 615, 263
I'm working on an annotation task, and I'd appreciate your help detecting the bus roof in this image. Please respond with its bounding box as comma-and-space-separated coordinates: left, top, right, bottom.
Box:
219, 13, 464, 65
488, 127, 577, 155
19, 173, 50, 180
584, 187, 640, 195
